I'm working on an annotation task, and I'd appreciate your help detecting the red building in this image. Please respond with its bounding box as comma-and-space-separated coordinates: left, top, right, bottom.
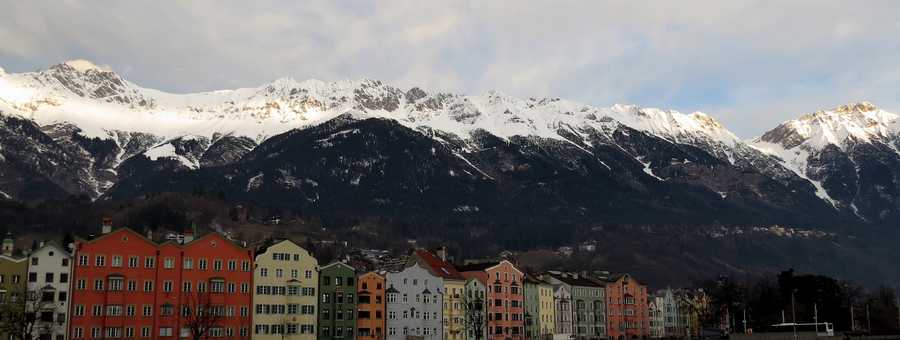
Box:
605, 274, 649, 340
69, 228, 253, 339
457, 260, 525, 340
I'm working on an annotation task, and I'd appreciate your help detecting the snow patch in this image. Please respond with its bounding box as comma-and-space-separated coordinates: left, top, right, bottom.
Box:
143, 143, 199, 169
636, 156, 665, 181
246, 173, 264, 192
64, 59, 113, 73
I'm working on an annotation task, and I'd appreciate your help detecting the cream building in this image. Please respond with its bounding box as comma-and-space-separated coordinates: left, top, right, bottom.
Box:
538, 281, 556, 339
253, 239, 319, 340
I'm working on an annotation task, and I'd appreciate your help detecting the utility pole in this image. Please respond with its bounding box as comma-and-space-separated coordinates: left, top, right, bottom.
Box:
743, 309, 747, 334
792, 290, 798, 340
850, 304, 855, 331
866, 304, 871, 332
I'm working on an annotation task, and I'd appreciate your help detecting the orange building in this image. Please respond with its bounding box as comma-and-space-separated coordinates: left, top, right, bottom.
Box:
357, 271, 386, 340
458, 260, 525, 340
605, 274, 649, 340
69, 227, 254, 339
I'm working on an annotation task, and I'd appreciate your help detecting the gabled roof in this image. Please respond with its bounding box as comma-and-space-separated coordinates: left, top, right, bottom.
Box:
546, 272, 604, 288
455, 261, 499, 272
415, 249, 465, 281
320, 261, 355, 272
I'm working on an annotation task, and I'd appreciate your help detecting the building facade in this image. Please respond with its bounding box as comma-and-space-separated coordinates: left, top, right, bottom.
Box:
318, 262, 357, 340
543, 273, 605, 340
253, 239, 319, 340
414, 249, 466, 340
464, 278, 488, 340
385, 262, 443, 340
0, 235, 27, 340
458, 261, 524, 340
27, 242, 73, 340
69, 228, 254, 340
357, 272, 386, 340
537, 279, 555, 339
605, 274, 649, 340
552, 285, 573, 340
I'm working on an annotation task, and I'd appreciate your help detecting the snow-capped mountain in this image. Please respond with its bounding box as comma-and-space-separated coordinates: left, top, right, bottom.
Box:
0, 60, 889, 226
752, 102, 900, 221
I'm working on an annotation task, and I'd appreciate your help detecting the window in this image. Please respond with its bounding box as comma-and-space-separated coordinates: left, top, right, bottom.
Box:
109, 278, 123, 291
228, 260, 236, 271
183, 281, 192, 292
144, 257, 155, 268
198, 259, 208, 270
164, 257, 174, 269
163, 280, 173, 292
211, 280, 225, 293
143, 305, 153, 316
183, 258, 193, 269
125, 328, 134, 338
78, 255, 88, 266
128, 256, 138, 268
260, 268, 268, 277
112, 255, 122, 267
60, 273, 68, 283
92, 305, 103, 316
95, 255, 105, 267
31, 257, 38, 266
76, 279, 86, 290
93, 279, 104, 291
73, 328, 83, 338
127, 280, 137, 291
144, 280, 154, 292
159, 327, 173, 337
141, 327, 151, 338
74, 304, 85, 316
91, 328, 101, 339
28, 272, 37, 283
214, 259, 223, 271
242, 261, 250, 272
106, 305, 123, 316
276, 269, 283, 278
305, 270, 313, 279
126, 305, 136, 317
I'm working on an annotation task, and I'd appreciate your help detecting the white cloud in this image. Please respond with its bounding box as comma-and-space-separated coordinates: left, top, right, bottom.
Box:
2, 1, 900, 137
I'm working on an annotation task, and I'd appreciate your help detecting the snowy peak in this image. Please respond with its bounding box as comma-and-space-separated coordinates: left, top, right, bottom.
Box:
757, 101, 898, 150
60, 59, 113, 73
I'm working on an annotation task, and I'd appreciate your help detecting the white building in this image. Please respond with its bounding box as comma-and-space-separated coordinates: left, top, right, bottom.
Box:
26, 242, 73, 340
385, 262, 443, 340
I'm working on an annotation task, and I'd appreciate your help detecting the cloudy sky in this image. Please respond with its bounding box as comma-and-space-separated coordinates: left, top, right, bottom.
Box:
2, 1, 899, 137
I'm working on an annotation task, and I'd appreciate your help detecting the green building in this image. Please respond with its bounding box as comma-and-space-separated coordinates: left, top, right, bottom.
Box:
318, 262, 357, 340
0, 234, 28, 340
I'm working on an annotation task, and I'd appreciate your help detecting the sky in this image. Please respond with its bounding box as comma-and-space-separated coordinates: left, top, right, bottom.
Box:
2, 1, 899, 138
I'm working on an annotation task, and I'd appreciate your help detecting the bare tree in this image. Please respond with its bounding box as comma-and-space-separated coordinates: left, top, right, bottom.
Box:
463, 291, 486, 340
0, 287, 62, 340
183, 288, 225, 340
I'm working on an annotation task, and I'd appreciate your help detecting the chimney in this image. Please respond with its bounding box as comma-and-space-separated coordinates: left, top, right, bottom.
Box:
183, 230, 194, 244
101, 217, 113, 234
436, 246, 448, 261
1, 232, 13, 256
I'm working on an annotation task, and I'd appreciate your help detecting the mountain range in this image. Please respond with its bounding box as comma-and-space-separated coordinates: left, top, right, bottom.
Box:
2, 60, 900, 231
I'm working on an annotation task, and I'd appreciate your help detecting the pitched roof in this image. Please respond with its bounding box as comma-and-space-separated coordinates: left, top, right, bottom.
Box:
455, 261, 499, 272
415, 249, 465, 280
547, 273, 604, 288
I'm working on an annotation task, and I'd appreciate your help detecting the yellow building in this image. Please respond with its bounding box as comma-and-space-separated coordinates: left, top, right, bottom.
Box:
415, 249, 467, 340
253, 239, 319, 340
538, 281, 556, 338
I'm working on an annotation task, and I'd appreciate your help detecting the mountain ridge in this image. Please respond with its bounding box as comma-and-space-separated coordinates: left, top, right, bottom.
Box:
1, 60, 899, 224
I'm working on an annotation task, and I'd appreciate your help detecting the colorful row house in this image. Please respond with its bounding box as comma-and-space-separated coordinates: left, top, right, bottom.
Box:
68, 227, 254, 340
253, 239, 319, 339
3, 221, 664, 340
385, 261, 443, 340
457, 260, 525, 340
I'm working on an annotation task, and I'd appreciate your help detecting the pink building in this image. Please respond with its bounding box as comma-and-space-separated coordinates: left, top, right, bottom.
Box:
458, 260, 525, 340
